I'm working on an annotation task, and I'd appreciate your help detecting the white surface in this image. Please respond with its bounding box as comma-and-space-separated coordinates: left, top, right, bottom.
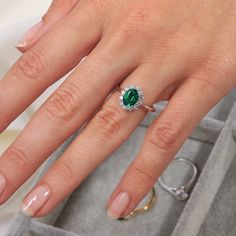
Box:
0, 1, 52, 235
0, 0, 51, 31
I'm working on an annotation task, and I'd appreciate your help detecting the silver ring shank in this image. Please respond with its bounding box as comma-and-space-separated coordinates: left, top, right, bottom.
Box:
158, 158, 198, 201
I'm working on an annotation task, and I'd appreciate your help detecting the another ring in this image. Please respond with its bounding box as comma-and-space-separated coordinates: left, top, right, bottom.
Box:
118, 187, 157, 220
119, 85, 155, 112
158, 158, 198, 201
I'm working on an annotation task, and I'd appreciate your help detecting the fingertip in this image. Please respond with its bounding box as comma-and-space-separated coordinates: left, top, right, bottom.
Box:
21, 184, 50, 217
106, 192, 131, 219
15, 21, 44, 53
15, 42, 29, 53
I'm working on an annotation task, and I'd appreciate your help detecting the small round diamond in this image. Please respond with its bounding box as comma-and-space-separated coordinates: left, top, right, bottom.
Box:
174, 187, 189, 201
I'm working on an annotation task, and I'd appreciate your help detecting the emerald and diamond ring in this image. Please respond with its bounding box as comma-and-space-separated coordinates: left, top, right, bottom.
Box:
119, 85, 155, 112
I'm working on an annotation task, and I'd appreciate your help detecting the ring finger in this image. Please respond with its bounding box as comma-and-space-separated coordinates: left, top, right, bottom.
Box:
22, 61, 185, 217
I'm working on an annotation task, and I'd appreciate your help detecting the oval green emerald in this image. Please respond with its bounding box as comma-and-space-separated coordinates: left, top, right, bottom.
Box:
123, 88, 139, 108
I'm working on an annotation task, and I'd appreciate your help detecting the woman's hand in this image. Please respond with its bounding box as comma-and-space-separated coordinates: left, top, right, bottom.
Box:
1, 0, 236, 219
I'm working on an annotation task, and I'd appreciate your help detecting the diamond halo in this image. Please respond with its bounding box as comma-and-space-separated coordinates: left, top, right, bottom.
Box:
120, 85, 145, 111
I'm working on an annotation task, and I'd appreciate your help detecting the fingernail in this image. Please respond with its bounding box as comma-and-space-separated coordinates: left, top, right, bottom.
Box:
107, 192, 130, 219
0, 173, 6, 196
21, 185, 50, 216
16, 21, 44, 49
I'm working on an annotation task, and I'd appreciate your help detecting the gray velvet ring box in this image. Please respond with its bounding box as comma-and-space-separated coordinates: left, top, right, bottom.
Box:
7, 89, 236, 236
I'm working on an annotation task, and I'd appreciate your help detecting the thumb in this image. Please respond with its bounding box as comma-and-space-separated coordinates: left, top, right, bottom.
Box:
16, 0, 79, 53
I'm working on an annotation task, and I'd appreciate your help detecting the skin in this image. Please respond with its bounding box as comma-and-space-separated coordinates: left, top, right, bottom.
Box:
1, 0, 236, 218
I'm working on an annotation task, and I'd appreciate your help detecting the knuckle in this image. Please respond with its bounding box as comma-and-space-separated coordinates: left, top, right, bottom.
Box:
90, 0, 108, 13
91, 0, 105, 7
5, 146, 30, 167
197, 51, 235, 93
204, 60, 229, 79
55, 160, 76, 180
44, 82, 80, 123
210, 45, 235, 75
86, 51, 114, 72
147, 121, 180, 151
14, 47, 48, 80
93, 105, 124, 138
113, 23, 141, 48
114, 11, 154, 44
189, 73, 222, 97
129, 163, 155, 185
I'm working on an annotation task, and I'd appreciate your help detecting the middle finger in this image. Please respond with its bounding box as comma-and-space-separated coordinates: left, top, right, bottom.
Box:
0, 36, 137, 205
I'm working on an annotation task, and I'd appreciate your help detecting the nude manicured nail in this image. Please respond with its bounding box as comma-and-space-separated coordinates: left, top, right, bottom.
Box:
16, 21, 43, 49
107, 192, 130, 219
0, 173, 6, 196
21, 185, 50, 216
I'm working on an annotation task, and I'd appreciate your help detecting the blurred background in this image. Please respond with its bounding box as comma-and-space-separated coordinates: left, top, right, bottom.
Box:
0, 1, 59, 234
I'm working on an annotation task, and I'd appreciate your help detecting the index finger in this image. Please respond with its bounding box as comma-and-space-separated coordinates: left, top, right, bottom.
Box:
0, 2, 100, 132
